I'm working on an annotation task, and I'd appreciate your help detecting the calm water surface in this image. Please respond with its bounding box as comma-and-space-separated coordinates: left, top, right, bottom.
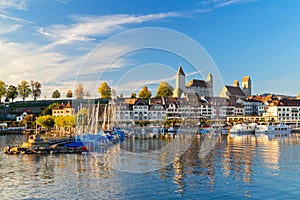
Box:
1, 133, 300, 199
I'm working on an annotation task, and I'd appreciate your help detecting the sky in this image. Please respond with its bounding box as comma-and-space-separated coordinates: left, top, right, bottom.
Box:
1, 0, 300, 100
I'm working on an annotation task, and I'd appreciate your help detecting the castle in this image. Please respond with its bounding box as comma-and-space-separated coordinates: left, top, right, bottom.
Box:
172, 65, 213, 98
219, 76, 252, 100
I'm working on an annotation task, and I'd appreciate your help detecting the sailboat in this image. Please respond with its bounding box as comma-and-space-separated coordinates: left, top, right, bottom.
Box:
65, 100, 125, 151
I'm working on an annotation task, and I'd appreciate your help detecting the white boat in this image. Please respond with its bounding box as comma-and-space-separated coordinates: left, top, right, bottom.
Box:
255, 123, 275, 135
255, 122, 292, 136
273, 123, 291, 135
230, 123, 255, 134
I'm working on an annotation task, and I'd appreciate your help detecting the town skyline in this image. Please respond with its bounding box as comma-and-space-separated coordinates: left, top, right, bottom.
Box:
1, 1, 300, 98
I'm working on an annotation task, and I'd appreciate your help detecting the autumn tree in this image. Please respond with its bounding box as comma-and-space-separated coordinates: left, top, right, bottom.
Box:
0, 80, 7, 103
130, 92, 136, 99
30, 80, 42, 101
52, 90, 61, 98
6, 85, 18, 103
98, 82, 111, 98
18, 80, 31, 102
75, 83, 84, 99
138, 86, 152, 98
156, 82, 173, 98
20, 114, 35, 128
66, 90, 73, 98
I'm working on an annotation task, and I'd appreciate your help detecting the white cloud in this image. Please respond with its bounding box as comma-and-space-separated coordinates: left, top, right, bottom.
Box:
37, 12, 181, 49
0, 23, 21, 34
0, 0, 27, 11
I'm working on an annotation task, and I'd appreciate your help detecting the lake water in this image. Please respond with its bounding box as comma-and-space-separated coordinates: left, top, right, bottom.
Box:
1, 133, 300, 199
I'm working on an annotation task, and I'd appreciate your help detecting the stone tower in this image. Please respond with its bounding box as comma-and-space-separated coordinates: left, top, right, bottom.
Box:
233, 80, 239, 87
242, 76, 251, 97
207, 73, 213, 97
173, 65, 186, 98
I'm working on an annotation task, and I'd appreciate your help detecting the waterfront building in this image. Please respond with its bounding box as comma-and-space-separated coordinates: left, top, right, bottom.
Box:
211, 97, 235, 119
266, 99, 300, 124
52, 101, 74, 117
236, 98, 263, 116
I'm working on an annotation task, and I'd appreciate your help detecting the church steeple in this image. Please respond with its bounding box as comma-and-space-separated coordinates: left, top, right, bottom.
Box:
177, 65, 185, 76
173, 65, 186, 98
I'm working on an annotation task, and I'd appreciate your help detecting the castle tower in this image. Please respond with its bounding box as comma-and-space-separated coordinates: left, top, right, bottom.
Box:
242, 76, 251, 97
207, 73, 213, 97
233, 80, 239, 87
173, 65, 186, 98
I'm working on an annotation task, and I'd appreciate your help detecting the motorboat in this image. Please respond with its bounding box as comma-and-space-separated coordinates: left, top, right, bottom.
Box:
255, 123, 275, 135
255, 122, 291, 136
273, 123, 291, 135
230, 123, 255, 134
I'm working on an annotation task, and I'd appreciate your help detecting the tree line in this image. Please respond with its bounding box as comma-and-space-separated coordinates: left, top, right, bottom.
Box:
97, 81, 174, 99
0, 79, 175, 103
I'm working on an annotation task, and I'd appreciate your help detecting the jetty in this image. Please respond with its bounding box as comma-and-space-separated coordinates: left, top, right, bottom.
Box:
3, 134, 83, 154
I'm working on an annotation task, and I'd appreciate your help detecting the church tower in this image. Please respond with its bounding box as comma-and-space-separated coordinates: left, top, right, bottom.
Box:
173, 65, 186, 98
207, 73, 213, 97
242, 76, 251, 97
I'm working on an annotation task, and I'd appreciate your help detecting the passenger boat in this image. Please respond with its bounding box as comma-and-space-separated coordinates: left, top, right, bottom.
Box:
230, 123, 255, 134
255, 122, 291, 136
255, 123, 275, 135
273, 123, 291, 135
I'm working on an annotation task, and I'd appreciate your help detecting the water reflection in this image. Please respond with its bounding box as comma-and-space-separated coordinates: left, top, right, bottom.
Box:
2, 133, 300, 199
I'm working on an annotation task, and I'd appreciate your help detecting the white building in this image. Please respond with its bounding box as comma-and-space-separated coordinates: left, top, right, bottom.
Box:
266, 99, 300, 123
236, 98, 263, 116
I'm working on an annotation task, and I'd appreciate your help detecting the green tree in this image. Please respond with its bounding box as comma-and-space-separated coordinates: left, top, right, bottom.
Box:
98, 82, 111, 98
0, 80, 7, 103
156, 82, 174, 98
75, 83, 84, 99
52, 90, 61, 98
54, 116, 76, 131
66, 89, 73, 98
36, 115, 55, 129
41, 103, 58, 116
18, 80, 31, 102
30, 80, 42, 101
6, 85, 18, 103
138, 86, 152, 98
130, 92, 136, 99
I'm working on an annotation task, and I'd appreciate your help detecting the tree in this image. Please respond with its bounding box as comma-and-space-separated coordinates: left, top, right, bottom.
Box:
156, 82, 174, 98
138, 86, 152, 98
18, 80, 31, 102
30, 80, 42, 101
20, 114, 35, 128
41, 103, 58, 116
0, 80, 7, 103
98, 82, 111, 98
130, 92, 136, 99
6, 85, 18, 103
52, 90, 61, 99
75, 83, 84, 99
36, 115, 55, 130
66, 90, 73, 98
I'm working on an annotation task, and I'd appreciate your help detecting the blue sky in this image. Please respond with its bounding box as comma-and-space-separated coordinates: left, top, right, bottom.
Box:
0, 0, 300, 99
